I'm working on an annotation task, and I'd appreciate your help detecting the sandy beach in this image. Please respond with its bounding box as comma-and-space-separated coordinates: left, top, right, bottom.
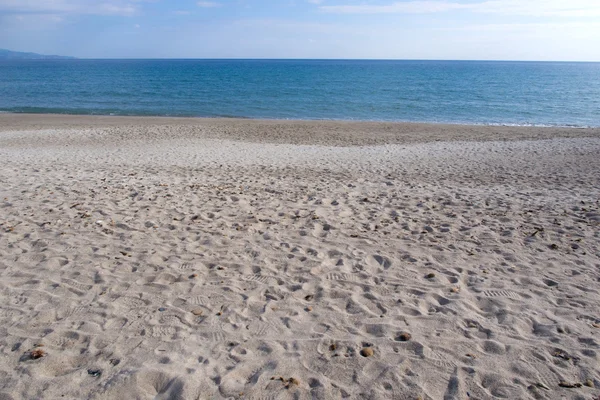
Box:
1, 114, 599, 399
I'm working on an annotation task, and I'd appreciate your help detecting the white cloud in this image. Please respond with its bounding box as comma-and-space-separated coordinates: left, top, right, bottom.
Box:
0, 0, 144, 16
0, 12, 65, 33
470, 0, 600, 17
197, 1, 220, 7
320, 1, 461, 14
319, 0, 600, 17
443, 21, 600, 32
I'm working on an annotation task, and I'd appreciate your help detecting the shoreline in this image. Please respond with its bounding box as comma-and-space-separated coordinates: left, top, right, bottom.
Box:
1, 111, 598, 128
1, 113, 599, 147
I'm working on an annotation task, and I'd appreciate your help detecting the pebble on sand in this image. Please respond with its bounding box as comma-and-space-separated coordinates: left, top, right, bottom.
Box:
425, 273, 436, 279
558, 381, 582, 388
271, 376, 300, 388
396, 332, 412, 342
360, 347, 374, 357
28, 349, 46, 360
288, 378, 300, 386
552, 349, 571, 360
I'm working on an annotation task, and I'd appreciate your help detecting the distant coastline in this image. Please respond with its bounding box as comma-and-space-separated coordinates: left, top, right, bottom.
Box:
0, 49, 75, 60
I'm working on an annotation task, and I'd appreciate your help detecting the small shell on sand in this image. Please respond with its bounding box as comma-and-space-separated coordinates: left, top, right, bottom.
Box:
360, 347, 374, 357
532, 382, 550, 390
305, 306, 313, 312
191, 309, 203, 316
87, 369, 102, 378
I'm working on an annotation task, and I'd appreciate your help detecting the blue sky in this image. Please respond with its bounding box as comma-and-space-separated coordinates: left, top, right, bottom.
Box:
0, 0, 599, 60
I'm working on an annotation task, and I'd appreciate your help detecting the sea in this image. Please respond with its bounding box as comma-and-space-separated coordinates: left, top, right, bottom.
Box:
0, 59, 599, 127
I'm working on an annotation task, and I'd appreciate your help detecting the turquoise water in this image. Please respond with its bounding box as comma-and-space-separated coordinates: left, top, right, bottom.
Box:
0, 59, 599, 126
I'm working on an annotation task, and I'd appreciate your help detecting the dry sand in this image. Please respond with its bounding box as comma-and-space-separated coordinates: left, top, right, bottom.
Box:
0, 114, 599, 399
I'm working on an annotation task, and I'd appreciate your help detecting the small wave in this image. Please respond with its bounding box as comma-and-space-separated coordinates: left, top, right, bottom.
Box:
0, 107, 597, 128
478, 122, 595, 129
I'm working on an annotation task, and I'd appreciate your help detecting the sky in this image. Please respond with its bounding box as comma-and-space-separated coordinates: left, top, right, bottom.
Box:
0, 0, 599, 60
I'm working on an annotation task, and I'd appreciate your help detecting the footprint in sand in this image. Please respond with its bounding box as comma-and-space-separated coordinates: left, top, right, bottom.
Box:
366, 254, 392, 270
243, 274, 277, 285
480, 290, 520, 299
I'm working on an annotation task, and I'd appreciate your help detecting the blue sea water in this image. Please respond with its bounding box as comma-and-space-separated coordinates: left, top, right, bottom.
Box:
0, 59, 599, 127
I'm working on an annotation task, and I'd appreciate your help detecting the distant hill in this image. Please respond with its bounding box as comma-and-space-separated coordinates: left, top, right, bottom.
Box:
0, 49, 76, 60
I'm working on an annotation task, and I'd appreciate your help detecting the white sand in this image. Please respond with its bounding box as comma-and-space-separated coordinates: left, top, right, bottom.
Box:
0, 114, 599, 399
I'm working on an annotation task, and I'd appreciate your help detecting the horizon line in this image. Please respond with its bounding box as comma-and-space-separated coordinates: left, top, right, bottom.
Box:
6, 57, 600, 63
